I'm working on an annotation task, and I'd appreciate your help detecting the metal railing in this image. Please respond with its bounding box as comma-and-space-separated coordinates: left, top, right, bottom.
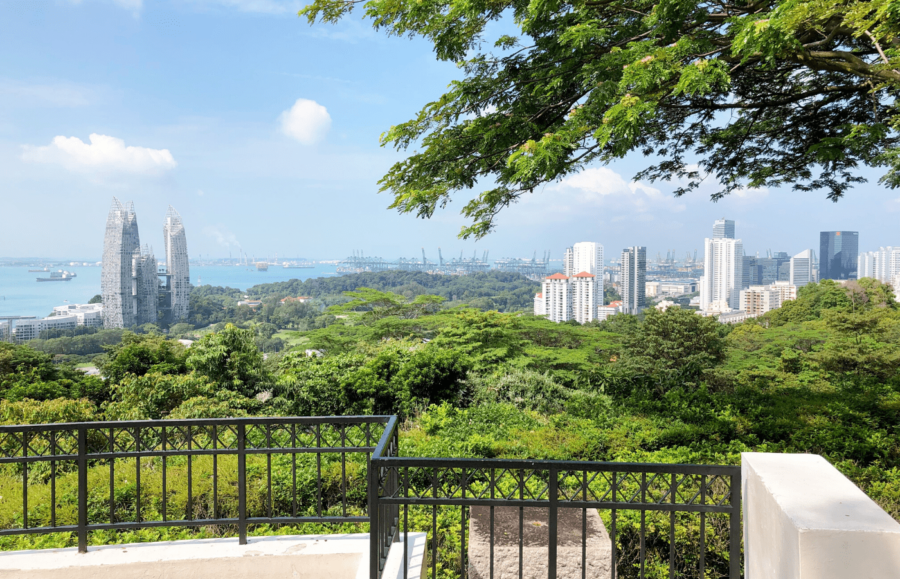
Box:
0, 416, 391, 551
369, 417, 742, 579
0, 416, 740, 578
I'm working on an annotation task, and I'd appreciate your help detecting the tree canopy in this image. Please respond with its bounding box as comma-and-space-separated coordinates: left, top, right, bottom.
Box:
302, 0, 900, 237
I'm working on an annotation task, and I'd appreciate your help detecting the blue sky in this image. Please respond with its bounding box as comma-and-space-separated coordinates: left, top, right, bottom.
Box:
2, 0, 899, 263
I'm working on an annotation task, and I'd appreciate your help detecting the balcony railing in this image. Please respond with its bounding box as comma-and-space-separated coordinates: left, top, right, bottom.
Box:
0, 416, 741, 578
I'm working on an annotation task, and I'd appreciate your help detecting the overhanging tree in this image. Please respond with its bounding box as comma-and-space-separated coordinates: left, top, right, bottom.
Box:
301, 0, 900, 237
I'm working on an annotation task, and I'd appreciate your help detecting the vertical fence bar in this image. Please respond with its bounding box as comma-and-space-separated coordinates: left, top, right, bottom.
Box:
77, 426, 88, 553
699, 475, 706, 578
729, 472, 741, 579
213, 425, 218, 520
108, 428, 115, 523
368, 452, 379, 579
22, 432, 27, 530
611, 472, 617, 579
50, 430, 57, 528
161, 427, 167, 522
135, 428, 141, 523
548, 466, 558, 579
669, 473, 676, 579
237, 423, 247, 545
187, 426, 193, 521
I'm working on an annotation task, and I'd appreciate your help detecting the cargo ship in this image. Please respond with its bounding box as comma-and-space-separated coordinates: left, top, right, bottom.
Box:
37, 270, 77, 282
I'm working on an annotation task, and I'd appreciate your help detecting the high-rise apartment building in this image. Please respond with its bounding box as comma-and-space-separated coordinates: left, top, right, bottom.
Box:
620, 246, 646, 315
857, 247, 900, 282
700, 238, 743, 311
534, 271, 599, 324
790, 249, 815, 287
539, 273, 572, 323
739, 286, 781, 317
101, 198, 190, 329
820, 231, 859, 280
713, 219, 735, 239
770, 281, 798, 304
563, 242, 604, 302
101, 198, 142, 328
163, 206, 191, 322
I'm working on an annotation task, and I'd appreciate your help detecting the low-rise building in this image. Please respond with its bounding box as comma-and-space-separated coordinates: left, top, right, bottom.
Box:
237, 300, 263, 308
597, 304, 620, 321
659, 281, 697, 296
14, 315, 79, 341
655, 299, 677, 312
52, 303, 103, 327
645, 281, 660, 298
280, 296, 313, 304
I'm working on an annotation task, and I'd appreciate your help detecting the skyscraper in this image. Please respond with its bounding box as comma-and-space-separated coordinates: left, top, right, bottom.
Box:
820, 231, 859, 280
101, 198, 141, 328
620, 246, 646, 315
713, 219, 735, 239
857, 247, 900, 282
101, 199, 189, 329
163, 206, 191, 322
700, 238, 744, 311
789, 249, 815, 288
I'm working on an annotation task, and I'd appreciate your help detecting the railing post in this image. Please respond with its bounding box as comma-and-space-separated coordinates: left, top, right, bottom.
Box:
729, 471, 741, 579
237, 423, 247, 545
369, 453, 379, 579
77, 426, 88, 553
548, 465, 558, 579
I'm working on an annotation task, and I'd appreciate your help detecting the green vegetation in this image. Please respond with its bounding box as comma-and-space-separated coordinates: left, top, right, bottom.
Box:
1, 277, 899, 577
302, 0, 900, 239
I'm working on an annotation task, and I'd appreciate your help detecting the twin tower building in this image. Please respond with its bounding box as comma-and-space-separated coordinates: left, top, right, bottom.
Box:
101, 198, 191, 328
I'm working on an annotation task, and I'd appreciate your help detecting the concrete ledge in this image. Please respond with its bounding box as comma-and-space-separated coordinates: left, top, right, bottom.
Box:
743, 452, 900, 579
0, 532, 426, 579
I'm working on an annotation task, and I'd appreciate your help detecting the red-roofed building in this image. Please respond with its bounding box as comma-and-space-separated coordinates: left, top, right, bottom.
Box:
536, 270, 600, 323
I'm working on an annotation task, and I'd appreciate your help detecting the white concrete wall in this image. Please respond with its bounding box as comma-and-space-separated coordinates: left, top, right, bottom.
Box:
0, 532, 426, 579
743, 452, 900, 579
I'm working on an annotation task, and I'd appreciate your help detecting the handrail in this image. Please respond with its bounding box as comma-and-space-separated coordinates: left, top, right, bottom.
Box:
0, 416, 741, 578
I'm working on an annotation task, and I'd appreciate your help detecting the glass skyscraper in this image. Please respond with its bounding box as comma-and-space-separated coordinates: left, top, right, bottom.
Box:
819, 231, 859, 280
713, 219, 735, 239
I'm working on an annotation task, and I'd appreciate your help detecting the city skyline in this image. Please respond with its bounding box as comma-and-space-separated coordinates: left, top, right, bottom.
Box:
2, 3, 900, 260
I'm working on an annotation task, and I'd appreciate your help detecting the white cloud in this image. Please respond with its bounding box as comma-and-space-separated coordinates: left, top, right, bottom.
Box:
676, 163, 769, 202
21, 134, 177, 175
203, 225, 241, 248
503, 166, 686, 229
279, 99, 332, 145
550, 167, 686, 215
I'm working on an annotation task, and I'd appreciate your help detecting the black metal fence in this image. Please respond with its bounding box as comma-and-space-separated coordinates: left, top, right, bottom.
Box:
0, 416, 741, 579
0, 416, 390, 551
369, 417, 742, 579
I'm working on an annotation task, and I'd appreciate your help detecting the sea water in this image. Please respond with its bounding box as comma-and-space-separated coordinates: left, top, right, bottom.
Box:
0, 264, 338, 318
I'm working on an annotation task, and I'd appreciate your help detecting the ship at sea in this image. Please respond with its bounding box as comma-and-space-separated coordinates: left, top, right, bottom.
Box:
28, 268, 50, 273
256, 262, 269, 272
37, 270, 77, 282
283, 262, 315, 269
